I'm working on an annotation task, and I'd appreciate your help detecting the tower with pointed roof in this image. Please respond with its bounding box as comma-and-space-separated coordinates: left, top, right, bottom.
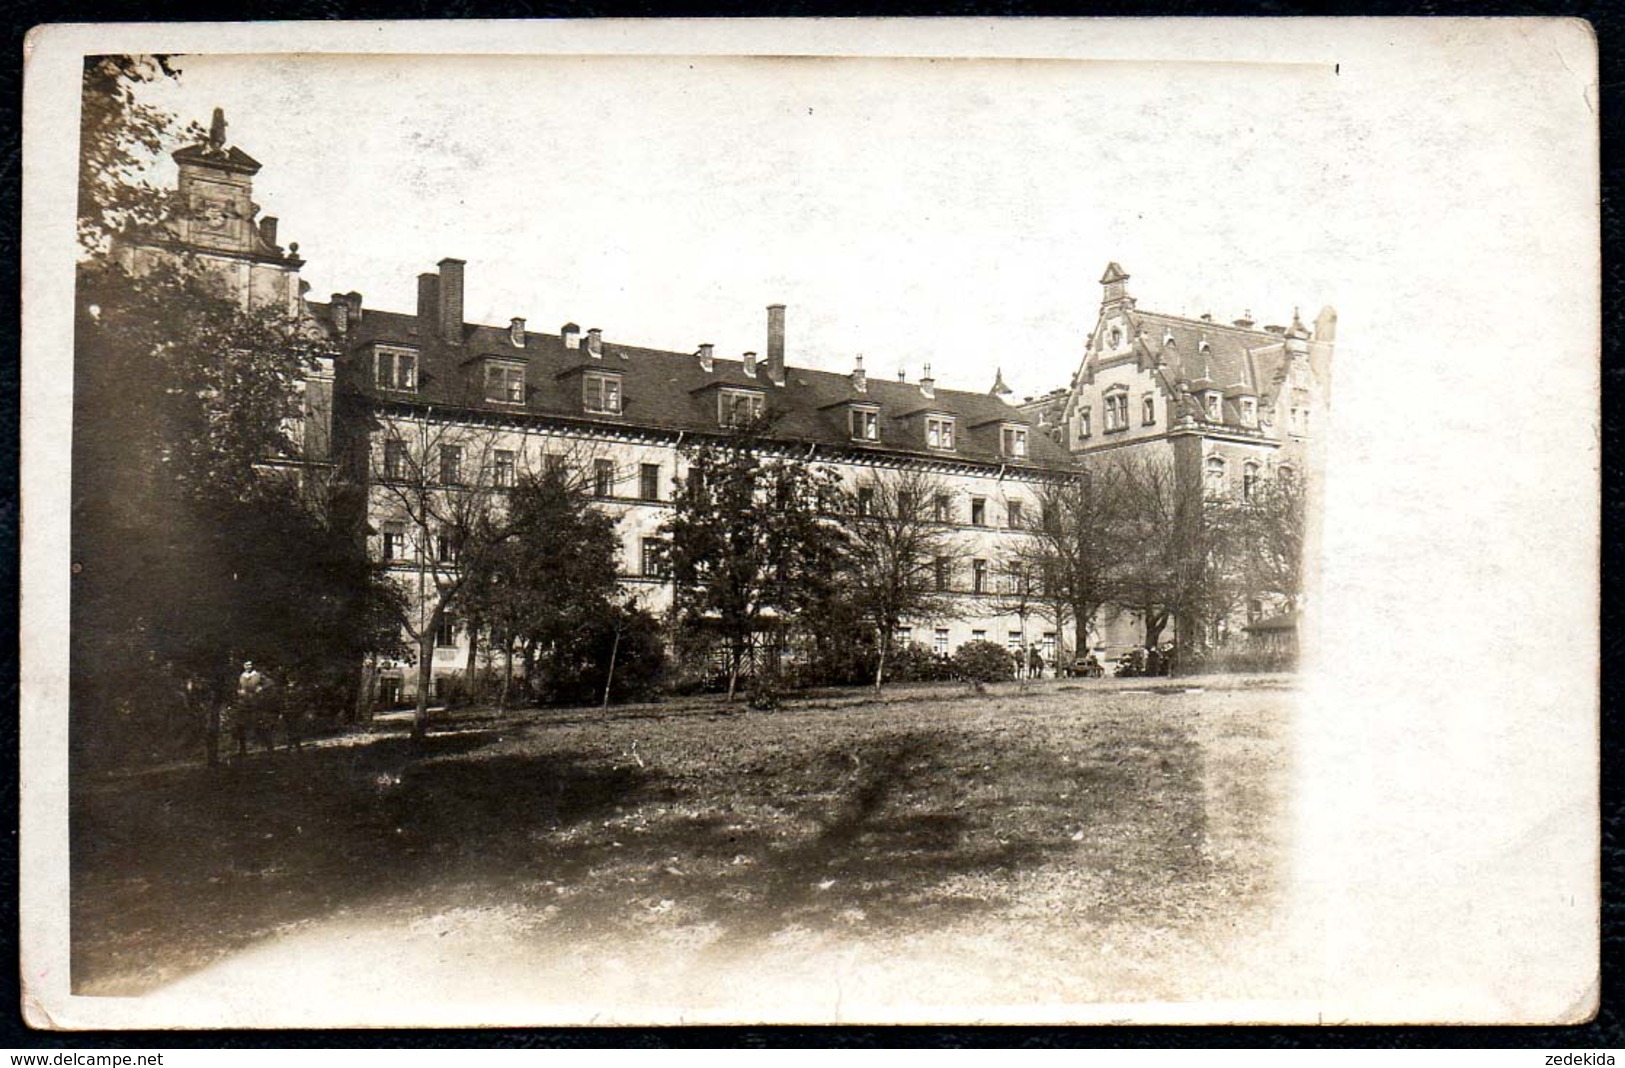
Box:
1044, 262, 1334, 653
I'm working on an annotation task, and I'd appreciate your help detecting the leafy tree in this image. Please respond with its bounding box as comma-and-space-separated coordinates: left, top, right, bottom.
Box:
78, 54, 195, 254
459, 461, 626, 708
840, 469, 964, 689
72, 58, 402, 765
663, 423, 845, 700
952, 639, 1015, 684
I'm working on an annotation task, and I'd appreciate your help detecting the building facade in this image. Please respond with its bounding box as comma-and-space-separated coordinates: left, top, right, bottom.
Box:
136, 116, 1083, 700
123, 116, 1331, 693
1045, 262, 1334, 650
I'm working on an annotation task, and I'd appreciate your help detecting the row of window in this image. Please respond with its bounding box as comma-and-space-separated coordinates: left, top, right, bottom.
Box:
1079, 391, 1275, 437
894, 627, 1059, 658
1205, 457, 1295, 500
380, 443, 1035, 525
422, 616, 1060, 659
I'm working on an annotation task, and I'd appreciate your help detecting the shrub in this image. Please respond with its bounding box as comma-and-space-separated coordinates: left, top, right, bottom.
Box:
952, 639, 1014, 684
888, 641, 954, 683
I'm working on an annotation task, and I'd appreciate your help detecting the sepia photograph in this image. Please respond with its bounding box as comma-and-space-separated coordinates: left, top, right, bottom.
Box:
19, 19, 1599, 1029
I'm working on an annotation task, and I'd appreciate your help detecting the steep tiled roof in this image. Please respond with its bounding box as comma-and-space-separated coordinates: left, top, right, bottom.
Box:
316, 304, 1074, 472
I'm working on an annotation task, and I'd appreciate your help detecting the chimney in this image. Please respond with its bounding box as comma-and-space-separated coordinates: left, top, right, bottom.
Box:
743, 351, 757, 377
330, 293, 349, 334
344, 291, 363, 324
562, 322, 581, 349
766, 304, 786, 385
920, 363, 935, 400
851, 354, 867, 393
417, 272, 439, 333
897, 367, 907, 383
586, 328, 603, 359
1233, 310, 1255, 329
259, 216, 279, 248
1200, 312, 1213, 323
698, 343, 714, 373
509, 317, 526, 347
437, 257, 465, 343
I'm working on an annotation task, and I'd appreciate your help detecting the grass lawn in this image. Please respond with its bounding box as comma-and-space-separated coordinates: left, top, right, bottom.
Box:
69, 676, 1305, 1024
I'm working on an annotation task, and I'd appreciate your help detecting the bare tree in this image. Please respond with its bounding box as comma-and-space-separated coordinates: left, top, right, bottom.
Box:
1112, 452, 1233, 662
842, 468, 966, 690
363, 414, 535, 739
1016, 461, 1129, 664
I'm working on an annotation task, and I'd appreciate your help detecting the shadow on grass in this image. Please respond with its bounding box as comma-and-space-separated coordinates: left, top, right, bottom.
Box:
72, 702, 1251, 996
70, 726, 659, 995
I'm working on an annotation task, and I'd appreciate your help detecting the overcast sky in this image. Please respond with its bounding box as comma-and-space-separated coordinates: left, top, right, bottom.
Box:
132, 51, 1348, 401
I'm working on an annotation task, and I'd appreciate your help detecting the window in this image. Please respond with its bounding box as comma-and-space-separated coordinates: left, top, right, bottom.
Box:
1007, 500, 1024, 529
856, 486, 875, 517
381, 521, 406, 561
896, 626, 914, 648
639, 463, 661, 501
1291, 407, 1309, 435
485, 362, 525, 404
439, 444, 462, 486
375, 348, 417, 392
972, 629, 987, 642
1205, 391, 1223, 422
493, 449, 516, 487
934, 556, 951, 592
1042, 632, 1057, 662
1205, 456, 1226, 493
1078, 406, 1092, 438
436, 529, 456, 563
934, 494, 951, 523
1243, 461, 1260, 502
719, 388, 764, 427
1007, 631, 1023, 652
593, 458, 615, 498
934, 628, 950, 656
850, 406, 879, 441
1001, 425, 1028, 458
1278, 464, 1296, 485
434, 615, 457, 649
1104, 392, 1128, 431
972, 559, 988, 594
926, 415, 955, 449
641, 537, 668, 578
1247, 599, 1263, 623
1240, 396, 1258, 427
1142, 395, 1156, 426
971, 497, 986, 526
584, 372, 622, 415
383, 438, 408, 480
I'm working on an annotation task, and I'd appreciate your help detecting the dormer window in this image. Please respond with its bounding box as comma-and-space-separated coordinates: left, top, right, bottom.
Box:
1240, 396, 1258, 427
583, 371, 622, 415
719, 388, 764, 427
376, 347, 418, 392
1001, 425, 1028, 458
485, 360, 525, 405
1204, 391, 1223, 422
926, 415, 955, 450
849, 405, 880, 441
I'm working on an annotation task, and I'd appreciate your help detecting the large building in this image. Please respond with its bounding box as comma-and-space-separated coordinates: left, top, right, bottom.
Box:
125, 114, 1332, 696
1025, 262, 1335, 649
138, 114, 1088, 700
